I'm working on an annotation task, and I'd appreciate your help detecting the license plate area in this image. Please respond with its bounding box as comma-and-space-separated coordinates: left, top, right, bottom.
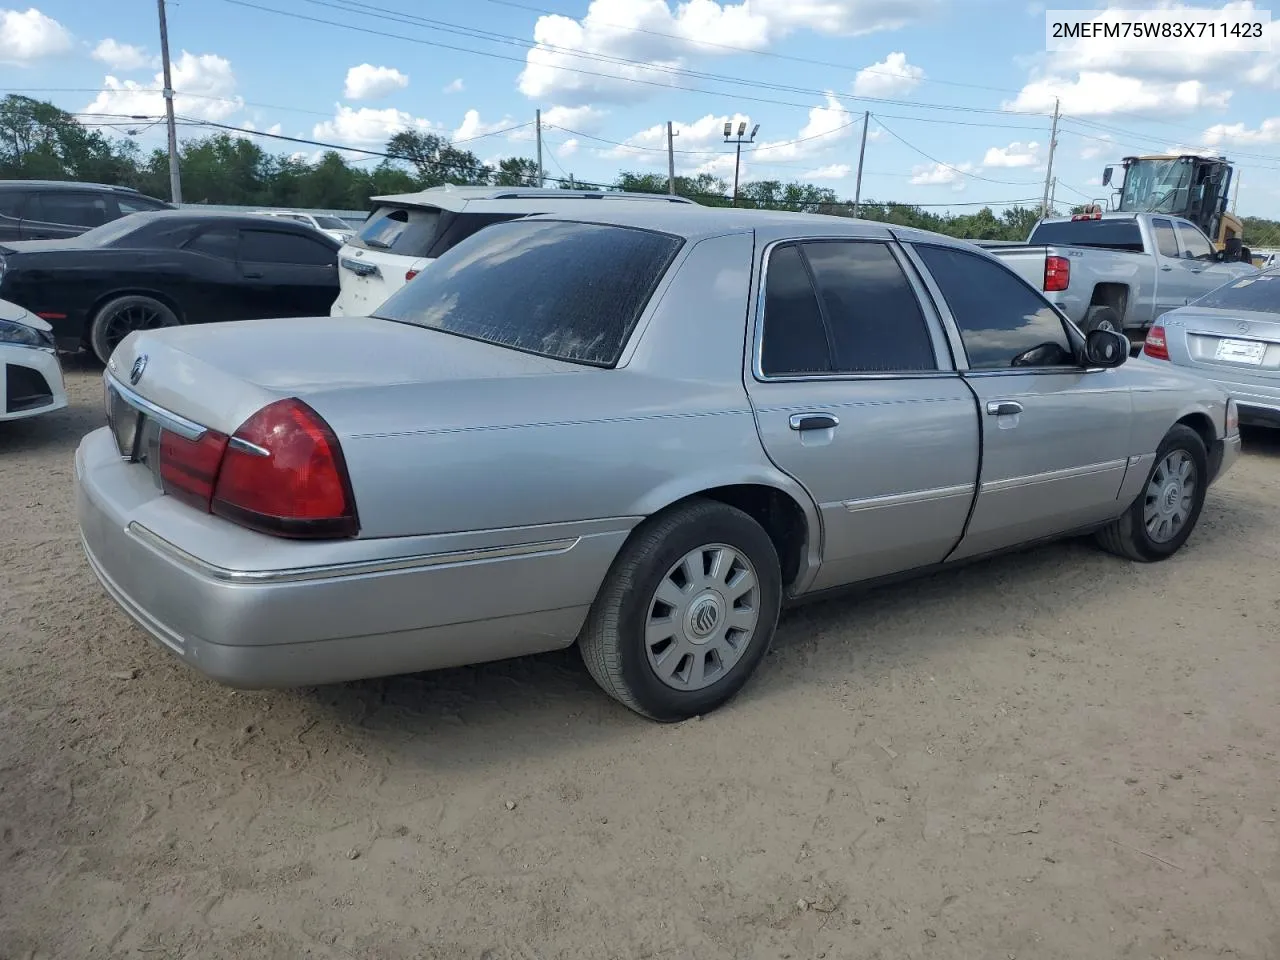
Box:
1214, 338, 1267, 365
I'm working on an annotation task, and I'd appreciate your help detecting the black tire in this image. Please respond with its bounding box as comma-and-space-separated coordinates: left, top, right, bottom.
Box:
1081, 305, 1122, 334
579, 498, 782, 722
89, 295, 180, 364
1095, 424, 1209, 562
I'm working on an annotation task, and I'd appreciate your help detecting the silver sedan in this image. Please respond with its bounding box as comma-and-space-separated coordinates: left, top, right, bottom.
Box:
1142, 266, 1280, 428
75, 202, 1241, 721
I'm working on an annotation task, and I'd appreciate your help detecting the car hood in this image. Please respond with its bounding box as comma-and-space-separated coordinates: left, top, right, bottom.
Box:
108, 314, 588, 436
0, 297, 50, 332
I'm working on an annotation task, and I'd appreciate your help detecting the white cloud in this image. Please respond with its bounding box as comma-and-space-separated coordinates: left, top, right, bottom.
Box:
541, 103, 608, 132
343, 63, 409, 100
1203, 117, 1280, 145
1004, 71, 1231, 116
91, 38, 153, 71
557, 137, 579, 157
753, 92, 859, 162
982, 140, 1040, 168
0, 7, 72, 62
910, 161, 971, 189
518, 0, 939, 104
443, 77, 464, 94
313, 103, 436, 145
805, 163, 852, 180
852, 52, 924, 98
451, 109, 517, 142
1079, 133, 1113, 160
82, 51, 243, 122
242, 120, 283, 136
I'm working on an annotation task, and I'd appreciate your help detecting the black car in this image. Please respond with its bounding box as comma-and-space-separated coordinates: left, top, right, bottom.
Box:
0, 180, 172, 243
0, 211, 340, 361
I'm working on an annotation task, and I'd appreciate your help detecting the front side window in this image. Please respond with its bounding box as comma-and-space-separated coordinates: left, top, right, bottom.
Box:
376, 219, 682, 367
1176, 222, 1216, 261
30, 192, 110, 228
915, 244, 1074, 370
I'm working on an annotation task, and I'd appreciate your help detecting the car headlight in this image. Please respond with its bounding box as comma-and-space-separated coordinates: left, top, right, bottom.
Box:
0, 318, 55, 350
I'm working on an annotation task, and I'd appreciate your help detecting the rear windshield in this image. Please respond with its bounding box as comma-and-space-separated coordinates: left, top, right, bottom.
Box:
375, 219, 683, 366
1192, 270, 1280, 315
353, 204, 441, 253
1027, 218, 1145, 252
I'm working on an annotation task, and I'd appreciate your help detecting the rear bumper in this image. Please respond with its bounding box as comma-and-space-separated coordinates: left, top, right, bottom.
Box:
75, 427, 629, 688
1195, 374, 1280, 428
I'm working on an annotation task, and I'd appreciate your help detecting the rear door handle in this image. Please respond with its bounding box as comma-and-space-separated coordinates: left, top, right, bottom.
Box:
986, 400, 1023, 417
1161, 264, 1173, 271
789, 413, 839, 431
242, 270, 264, 279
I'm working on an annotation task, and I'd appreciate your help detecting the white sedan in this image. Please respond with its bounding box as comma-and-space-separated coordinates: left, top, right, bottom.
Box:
0, 298, 67, 421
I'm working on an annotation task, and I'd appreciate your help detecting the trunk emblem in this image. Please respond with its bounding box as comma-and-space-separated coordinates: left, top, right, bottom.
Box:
1236, 321, 1251, 334
129, 355, 148, 385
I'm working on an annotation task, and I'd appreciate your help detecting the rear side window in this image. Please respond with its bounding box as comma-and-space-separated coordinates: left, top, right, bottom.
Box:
916, 244, 1073, 370
29, 192, 110, 228
1027, 218, 1144, 252
1152, 218, 1179, 258
761, 244, 831, 375
241, 229, 336, 265
426, 212, 528, 258
376, 219, 682, 366
117, 194, 170, 215
355, 205, 441, 254
185, 226, 239, 260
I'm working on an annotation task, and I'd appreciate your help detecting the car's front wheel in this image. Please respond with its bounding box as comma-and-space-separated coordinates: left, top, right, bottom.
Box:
1095, 423, 1209, 561
579, 498, 782, 721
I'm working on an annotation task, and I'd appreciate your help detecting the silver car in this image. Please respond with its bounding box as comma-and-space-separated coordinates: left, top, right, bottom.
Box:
75, 204, 1242, 722
1142, 266, 1280, 428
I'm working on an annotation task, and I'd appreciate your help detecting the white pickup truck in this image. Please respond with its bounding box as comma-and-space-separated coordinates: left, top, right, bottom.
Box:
979, 212, 1258, 336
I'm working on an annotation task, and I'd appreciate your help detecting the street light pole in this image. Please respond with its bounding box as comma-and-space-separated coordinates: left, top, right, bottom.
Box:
723, 120, 759, 206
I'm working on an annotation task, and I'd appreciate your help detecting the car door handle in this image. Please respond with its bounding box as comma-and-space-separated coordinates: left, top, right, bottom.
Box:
789, 413, 839, 431
986, 400, 1023, 417
243, 270, 264, 279
1161, 264, 1173, 271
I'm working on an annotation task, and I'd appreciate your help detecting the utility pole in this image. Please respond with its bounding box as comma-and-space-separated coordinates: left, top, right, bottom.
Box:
1040, 97, 1060, 218
535, 109, 544, 188
723, 120, 759, 206
666, 121, 677, 195
156, 0, 182, 204
1050, 176, 1057, 214
1231, 168, 1241, 212
852, 110, 870, 218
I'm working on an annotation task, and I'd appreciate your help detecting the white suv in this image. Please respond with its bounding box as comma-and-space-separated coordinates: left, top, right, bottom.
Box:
330, 185, 695, 317
250, 209, 356, 244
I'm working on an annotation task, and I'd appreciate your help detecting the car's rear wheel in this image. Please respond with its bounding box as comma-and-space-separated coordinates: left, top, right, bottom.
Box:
579, 498, 782, 721
1081, 305, 1122, 334
89, 295, 180, 364
1095, 424, 1208, 561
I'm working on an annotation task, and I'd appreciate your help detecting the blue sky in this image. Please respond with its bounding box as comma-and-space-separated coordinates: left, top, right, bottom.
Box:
2, 0, 1279, 217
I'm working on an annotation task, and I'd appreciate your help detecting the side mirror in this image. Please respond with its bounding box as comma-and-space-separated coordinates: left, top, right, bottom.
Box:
1084, 328, 1128, 368
1102, 166, 1113, 187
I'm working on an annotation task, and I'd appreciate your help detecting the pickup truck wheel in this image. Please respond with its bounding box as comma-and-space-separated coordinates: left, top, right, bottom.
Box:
579, 498, 782, 722
1095, 424, 1208, 562
89, 295, 180, 364
1081, 305, 1122, 334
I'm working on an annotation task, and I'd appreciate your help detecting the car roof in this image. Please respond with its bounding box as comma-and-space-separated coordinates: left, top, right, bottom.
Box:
508, 201, 982, 250
117, 209, 339, 233
369, 184, 695, 213
0, 179, 144, 194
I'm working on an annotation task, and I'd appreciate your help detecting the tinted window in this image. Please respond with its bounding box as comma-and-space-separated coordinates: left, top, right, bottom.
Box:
117, 194, 169, 215
761, 244, 831, 375
802, 241, 936, 372
376, 219, 681, 367
356, 205, 441, 253
427, 212, 528, 259
185, 226, 239, 260
1192, 271, 1280, 315
0, 191, 27, 219
916, 245, 1074, 370
1027, 218, 1144, 252
30, 192, 110, 228
1177, 222, 1215, 260
241, 229, 336, 265
1152, 218, 1179, 258
314, 215, 350, 230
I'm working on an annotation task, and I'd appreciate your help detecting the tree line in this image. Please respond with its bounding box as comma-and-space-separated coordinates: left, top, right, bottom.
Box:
4, 95, 1277, 246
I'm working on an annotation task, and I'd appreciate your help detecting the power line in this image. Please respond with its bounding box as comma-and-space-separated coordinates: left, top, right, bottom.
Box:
874, 118, 1043, 187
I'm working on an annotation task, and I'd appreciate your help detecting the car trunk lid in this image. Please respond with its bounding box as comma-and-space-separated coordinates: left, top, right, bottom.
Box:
1164, 307, 1280, 374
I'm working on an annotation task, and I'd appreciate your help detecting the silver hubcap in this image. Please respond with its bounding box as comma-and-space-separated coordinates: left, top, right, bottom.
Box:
1144, 449, 1197, 543
1098, 319, 1117, 332
646, 544, 760, 691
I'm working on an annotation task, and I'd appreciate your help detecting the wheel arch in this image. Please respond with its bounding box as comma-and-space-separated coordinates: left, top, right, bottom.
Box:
84, 288, 185, 343
1089, 282, 1129, 318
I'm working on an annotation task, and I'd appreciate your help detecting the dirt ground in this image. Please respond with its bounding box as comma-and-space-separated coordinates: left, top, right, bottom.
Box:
2, 362, 1280, 960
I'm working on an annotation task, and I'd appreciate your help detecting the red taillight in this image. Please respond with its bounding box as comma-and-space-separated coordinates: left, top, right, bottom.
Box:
210, 398, 358, 539
405, 268, 419, 282
1043, 255, 1070, 292
1143, 325, 1170, 361
159, 428, 229, 510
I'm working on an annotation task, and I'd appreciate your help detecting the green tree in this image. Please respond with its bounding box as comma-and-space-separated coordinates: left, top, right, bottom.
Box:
384, 130, 489, 187
0, 94, 138, 186
492, 156, 540, 186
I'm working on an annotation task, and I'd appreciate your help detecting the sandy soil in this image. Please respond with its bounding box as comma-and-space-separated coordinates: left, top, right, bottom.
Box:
2, 362, 1280, 960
